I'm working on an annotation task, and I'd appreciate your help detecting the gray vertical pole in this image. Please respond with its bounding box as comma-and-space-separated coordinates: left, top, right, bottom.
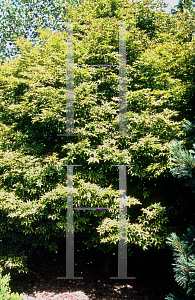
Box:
66, 22, 74, 136
118, 165, 128, 278
110, 22, 135, 279
110, 165, 136, 279
66, 165, 74, 277
57, 22, 81, 138
119, 21, 127, 136
57, 165, 83, 279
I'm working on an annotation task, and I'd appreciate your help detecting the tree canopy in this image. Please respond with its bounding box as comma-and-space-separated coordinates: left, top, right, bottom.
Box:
0, 0, 195, 273
0, 0, 81, 63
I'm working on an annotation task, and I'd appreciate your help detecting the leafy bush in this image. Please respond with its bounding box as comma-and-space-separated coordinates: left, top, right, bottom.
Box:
0, 267, 24, 299
0, 0, 195, 273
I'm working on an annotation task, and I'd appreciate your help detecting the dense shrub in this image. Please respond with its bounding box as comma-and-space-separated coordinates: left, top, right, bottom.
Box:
0, 0, 195, 273
0, 267, 23, 299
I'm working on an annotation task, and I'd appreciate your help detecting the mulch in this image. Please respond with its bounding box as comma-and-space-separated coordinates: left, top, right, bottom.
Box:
9, 244, 180, 300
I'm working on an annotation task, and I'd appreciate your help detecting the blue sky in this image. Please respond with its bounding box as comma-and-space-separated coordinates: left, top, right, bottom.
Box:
162, 0, 179, 12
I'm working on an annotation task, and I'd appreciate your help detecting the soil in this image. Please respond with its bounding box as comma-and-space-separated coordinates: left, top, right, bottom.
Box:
9, 242, 181, 300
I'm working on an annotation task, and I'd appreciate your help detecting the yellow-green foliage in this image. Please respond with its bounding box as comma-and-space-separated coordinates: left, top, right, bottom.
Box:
0, 267, 24, 299
0, 0, 195, 272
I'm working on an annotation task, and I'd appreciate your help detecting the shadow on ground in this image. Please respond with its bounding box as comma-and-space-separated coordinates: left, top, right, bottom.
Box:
9, 242, 180, 299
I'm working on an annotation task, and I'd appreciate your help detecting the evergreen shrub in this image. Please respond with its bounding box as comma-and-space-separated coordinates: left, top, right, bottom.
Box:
165, 227, 195, 299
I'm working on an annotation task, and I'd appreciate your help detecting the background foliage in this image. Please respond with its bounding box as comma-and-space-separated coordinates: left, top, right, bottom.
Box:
0, 0, 80, 63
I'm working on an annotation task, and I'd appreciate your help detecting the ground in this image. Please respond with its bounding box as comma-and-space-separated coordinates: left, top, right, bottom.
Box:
9, 242, 181, 299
